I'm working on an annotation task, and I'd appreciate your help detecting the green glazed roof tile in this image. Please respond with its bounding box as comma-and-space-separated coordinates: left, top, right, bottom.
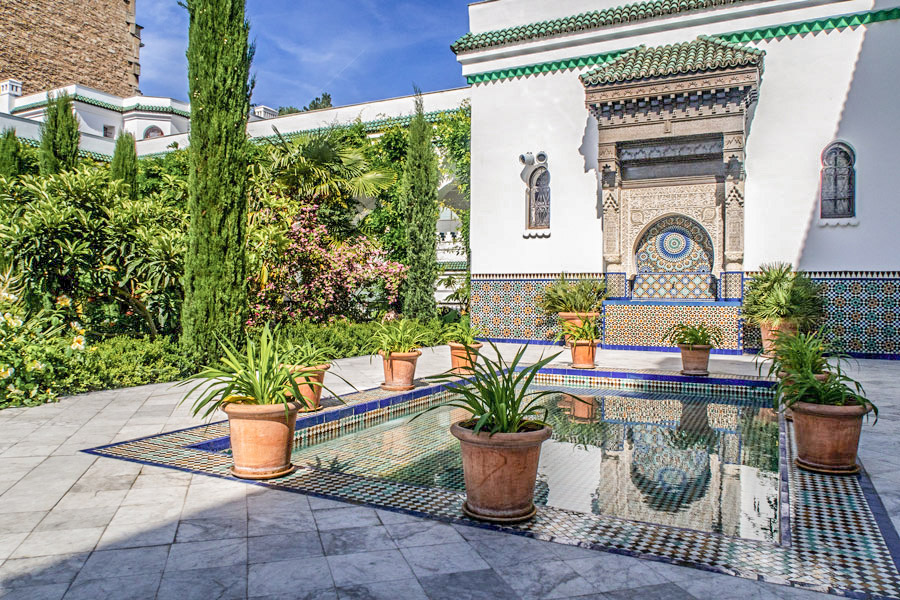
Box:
451, 0, 763, 54
580, 35, 763, 86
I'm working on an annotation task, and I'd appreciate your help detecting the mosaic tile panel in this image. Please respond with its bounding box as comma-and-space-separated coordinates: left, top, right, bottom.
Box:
470, 274, 604, 341
632, 272, 717, 300
635, 215, 714, 274
721, 271, 744, 300
606, 272, 629, 299
83, 371, 900, 600
742, 273, 900, 357
603, 302, 741, 351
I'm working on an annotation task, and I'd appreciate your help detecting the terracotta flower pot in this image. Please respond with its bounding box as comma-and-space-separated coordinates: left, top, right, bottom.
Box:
451, 421, 552, 523
792, 400, 871, 474
285, 364, 330, 411
380, 350, 421, 391
222, 401, 301, 480
759, 321, 798, 357
777, 372, 828, 421
678, 344, 712, 376
570, 340, 597, 369
571, 395, 597, 422
449, 341, 483, 374
558, 312, 600, 347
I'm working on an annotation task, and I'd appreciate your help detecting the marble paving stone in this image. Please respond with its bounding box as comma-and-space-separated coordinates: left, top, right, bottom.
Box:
246, 489, 311, 514
0, 535, 26, 562
74, 545, 170, 581
313, 506, 381, 531
248, 510, 316, 536
374, 508, 425, 525
604, 582, 698, 600
0, 513, 46, 535
120, 485, 187, 507
495, 559, 597, 600
0, 552, 89, 588
108, 502, 183, 526
417, 568, 518, 600
34, 506, 118, 532
0, 582, 69, 600
247, 532, 322, 564
175, 516, 248, 543
385, 520, 465, 547
62, 572, 162, 600
320, 525, 397, 556
469, 534, 558, 568
326, 549, 414, 587
95, 520, 178, 550
565, 554, 673, 593
400, 541, 491, 577
164, 537, 246, 572
10, 527, 104, 559
248, 557, 333, 597
156, 565, 247, 600
53, 490, 128, 510
336, 578, 429, 600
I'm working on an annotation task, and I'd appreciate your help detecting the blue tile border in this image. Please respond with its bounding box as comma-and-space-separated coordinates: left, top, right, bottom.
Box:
602, 343, 744, 356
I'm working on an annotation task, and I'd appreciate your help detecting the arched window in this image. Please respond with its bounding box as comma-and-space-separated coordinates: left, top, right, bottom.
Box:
527, 167, 550, 229
820, 142, 855, 219
143, 125, 164, 140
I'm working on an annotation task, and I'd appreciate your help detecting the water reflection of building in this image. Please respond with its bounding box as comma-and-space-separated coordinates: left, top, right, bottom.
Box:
544, 394, 777, 542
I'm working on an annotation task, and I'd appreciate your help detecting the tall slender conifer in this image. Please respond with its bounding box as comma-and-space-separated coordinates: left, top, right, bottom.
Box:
110, 132, 138, 200
39, 92, 80, 174
401, 90, 439, 319
180, 0, 254, 363
0, 129, 21, 178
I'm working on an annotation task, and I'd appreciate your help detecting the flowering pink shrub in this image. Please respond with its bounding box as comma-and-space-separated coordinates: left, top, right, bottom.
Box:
248, 205, 406, 325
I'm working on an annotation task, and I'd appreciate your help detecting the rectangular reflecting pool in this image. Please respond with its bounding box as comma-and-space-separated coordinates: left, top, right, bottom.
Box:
288, 386, 781, 543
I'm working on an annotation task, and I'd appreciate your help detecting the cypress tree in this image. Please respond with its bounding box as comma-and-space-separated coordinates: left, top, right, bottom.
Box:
110, 132, 138, 200
39, 92, 80, 174
401, 90, 439, 319
180, 0, 254, 364
0, 129, 20, 178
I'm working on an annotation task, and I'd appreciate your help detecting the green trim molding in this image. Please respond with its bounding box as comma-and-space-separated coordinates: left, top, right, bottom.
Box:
18, 136, 112, 162
466, 6, 900, 85
12, 94, 191, 118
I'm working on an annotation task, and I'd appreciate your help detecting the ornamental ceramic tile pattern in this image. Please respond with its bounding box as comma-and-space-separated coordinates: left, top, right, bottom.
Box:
632, 272, 717, 299
603, 302, 741, 351
83, 371, 900, 600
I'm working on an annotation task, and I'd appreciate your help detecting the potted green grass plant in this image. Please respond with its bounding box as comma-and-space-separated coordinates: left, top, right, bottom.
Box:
742, 263, 824, 356
179, 325, 325, 480
537, 275, 605, 343
766, 330, 845, 421
663, 322, 724, 376
420, 343, 567, 522
281, 339, 336, 412
555, 317, 599, 369
776, 367, 876, 474
444, 317, 485, 374
369, 319, 430, 391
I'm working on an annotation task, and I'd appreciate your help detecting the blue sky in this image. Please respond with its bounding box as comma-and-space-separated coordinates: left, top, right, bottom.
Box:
137, 0, 472, 108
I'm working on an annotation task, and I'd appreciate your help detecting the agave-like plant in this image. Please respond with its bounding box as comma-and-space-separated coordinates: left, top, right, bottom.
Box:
743, 263, 824, 329
367, 319, 430, 355
418, 342, 570, 434
536, 275, 606, 315
179, 324, 325, 419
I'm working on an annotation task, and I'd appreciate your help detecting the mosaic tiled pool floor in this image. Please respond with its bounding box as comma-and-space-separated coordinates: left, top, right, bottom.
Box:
84, 370, 900, 599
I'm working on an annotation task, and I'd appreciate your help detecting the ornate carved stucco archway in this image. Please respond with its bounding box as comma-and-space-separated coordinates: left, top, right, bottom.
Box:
583, 36, 764, 293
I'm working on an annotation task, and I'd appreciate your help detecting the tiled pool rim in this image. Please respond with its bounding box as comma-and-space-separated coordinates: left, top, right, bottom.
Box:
82, 368, 900, 600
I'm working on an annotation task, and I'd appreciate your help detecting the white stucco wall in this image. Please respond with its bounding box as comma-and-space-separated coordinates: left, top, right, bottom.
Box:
465, 0, 900, 275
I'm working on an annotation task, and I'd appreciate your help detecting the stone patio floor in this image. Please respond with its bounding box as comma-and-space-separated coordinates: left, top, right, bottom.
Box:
1, 344, 898, 600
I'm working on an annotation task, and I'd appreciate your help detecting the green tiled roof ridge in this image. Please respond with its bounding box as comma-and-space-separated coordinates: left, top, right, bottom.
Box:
451, 0, 763, 54
581, 35, 763, 86
17, 136, 112, 161
12, 94, 191, 118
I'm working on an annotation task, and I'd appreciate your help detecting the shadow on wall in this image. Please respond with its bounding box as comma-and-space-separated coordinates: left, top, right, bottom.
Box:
578, 113, 602, 220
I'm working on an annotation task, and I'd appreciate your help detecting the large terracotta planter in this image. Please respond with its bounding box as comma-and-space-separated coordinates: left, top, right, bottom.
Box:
678, 344, 712, 376
451, 421, 552, 523
449, 341, 483, 374
222, 401, 300, 480
558, 312, 600, 346
285, 364, 330, 412
792, 400, 871, 474
380, 350, 421, 391
570, 340, 597, 369
759, 321, 798, 357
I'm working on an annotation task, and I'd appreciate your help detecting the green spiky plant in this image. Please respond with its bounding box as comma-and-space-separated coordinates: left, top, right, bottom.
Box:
180, 0, 254, 364
663, 323, 724, 349
0, 129, 21, 178
554, 317, 600, 343
179, 324, 323, 419
775, 366, 876, 422
39, 92, 80, 174
743, 263, 824, 329
281, 339, 334, 367
443, 317, 485, 346
110, 132, 138, 200
763, 329, 842, 380
537, 275, 606, 315
368, 319, 430, 355
418, 342, 570, 434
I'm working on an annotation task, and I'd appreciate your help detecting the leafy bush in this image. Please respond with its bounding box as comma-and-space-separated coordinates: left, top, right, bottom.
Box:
555, 317, 601, 343
775, 367, 876, 420
663, 322, 724, 348
443, 317, 484, 346
537, 275, 606, 315
743, 263, 824, 329
367, 319, 432, 354
764, 329, 838, 379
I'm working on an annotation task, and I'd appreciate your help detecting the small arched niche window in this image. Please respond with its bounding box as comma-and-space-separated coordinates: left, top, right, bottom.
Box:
820, 142, 855, 219
143, 125, 164, 140
527, 167, 550, 229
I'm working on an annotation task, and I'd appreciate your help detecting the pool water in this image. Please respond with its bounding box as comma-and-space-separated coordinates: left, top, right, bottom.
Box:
292, 386, 781, 543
